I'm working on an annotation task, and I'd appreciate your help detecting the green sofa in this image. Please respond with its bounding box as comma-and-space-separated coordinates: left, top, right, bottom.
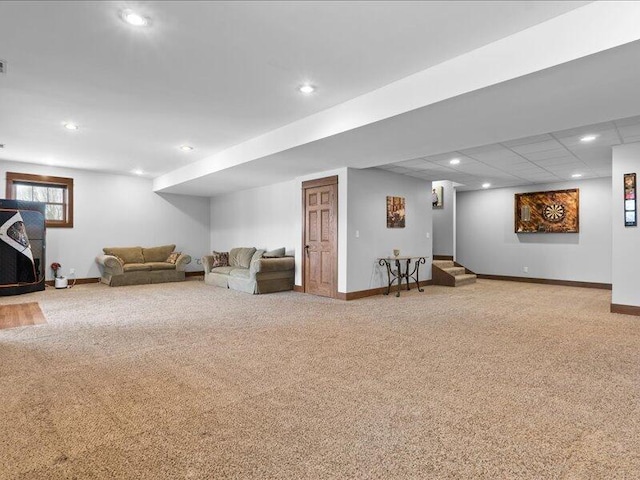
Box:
202, 247, 294, 294
96, 245, 191, 287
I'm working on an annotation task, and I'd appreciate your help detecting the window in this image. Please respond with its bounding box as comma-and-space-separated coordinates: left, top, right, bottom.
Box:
5, 172, 74, 228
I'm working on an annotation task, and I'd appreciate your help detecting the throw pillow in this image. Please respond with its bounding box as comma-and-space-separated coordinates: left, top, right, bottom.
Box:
211, 251, 229, 268
229, 247, 257, 268
166, 252, 181, 264
251, 249, 266, 264
263, 247, 286, 258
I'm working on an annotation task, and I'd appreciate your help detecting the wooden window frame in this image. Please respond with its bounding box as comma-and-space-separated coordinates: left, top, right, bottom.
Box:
5, 172, 74, 228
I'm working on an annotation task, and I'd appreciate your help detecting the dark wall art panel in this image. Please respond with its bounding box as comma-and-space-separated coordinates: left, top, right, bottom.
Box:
0, 199, 46, 295
515, 188, 579, 233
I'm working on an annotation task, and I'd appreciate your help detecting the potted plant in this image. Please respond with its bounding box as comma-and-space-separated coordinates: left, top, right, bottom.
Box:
50, 262, 68, 289
51, 262, 61, 278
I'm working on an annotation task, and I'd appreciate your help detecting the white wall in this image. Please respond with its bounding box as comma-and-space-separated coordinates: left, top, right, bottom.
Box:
1, 161, 210, 279
209, 179, 298, 252
612, 143, 640, 306
210, 168, 348, 290
209, 167, 433, 294
432, 180, 454, 257
457, 177, 612, 283
347, 168, 432, 292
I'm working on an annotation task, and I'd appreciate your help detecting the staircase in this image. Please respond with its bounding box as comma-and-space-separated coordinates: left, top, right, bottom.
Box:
432, 260, 477, 287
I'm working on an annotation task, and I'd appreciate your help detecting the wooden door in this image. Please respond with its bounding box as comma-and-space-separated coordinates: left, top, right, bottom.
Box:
303, 177, 337, 298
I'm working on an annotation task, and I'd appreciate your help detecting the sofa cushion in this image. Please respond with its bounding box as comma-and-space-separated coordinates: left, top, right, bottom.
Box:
166, 252, 181, 264
104, 247, 144, 264
230, 268, 250, 279
263, 247, 286, 258
123, 263, 151, 272
143, 245, 176, 263
146, 262, 176, 271
229, 247, 256, 268
210, 266, 237, 275
211, 251, 229, 268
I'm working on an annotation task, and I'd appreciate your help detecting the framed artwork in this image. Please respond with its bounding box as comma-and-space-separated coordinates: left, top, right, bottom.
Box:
432, 186, 443, 208
514, 188, 579, 233
386, 196, 405, 228
624, 173, 637, 227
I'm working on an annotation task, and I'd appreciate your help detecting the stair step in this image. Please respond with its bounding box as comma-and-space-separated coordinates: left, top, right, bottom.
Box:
432, 260, 454, 268
454, 274, 477, 286
443, 266, 465, 276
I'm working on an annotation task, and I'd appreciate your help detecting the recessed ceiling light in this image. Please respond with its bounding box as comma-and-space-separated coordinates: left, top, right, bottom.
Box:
449, 158, 460, 165
298, 84, 316, 94
64, 123, 78, 130
179, 145, 194, 152
580, 134, 598, 142
482, 183, 491, 189
572, 173, 583, 178
121, 9, 149, 27
132, 169, 144, 175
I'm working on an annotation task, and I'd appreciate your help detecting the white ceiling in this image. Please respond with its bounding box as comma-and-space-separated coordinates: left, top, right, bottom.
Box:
377, 115, 640, 190
0, 1, 589, 177
156, 33, 640, 196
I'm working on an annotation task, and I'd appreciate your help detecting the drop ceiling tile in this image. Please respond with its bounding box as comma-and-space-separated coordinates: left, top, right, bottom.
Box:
553, 121, 615, 138
557, 128, 620, 148
502, 134, 553, 147
509, 139, 564, 155
533, 156, 580, 166
420, 163, 460, 172
405, 171, 433, 179
421, 152, 463, 164
545, 170, 588, 179
506, 166, 552, 174
522, 148, 571, 161
569, 147, 612, 163
395, 159, 431, 169
391, 167, 417, 174
468, 151, 527, 164
429, 154, 475, 167
383, 166, 409, 173
454, 164, 502, 175
459, 144, 505, 156
415, 169, 445, 177
525, 174, 562, 181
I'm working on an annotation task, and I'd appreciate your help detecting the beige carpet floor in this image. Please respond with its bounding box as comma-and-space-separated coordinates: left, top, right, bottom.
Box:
0, 279, 639, 479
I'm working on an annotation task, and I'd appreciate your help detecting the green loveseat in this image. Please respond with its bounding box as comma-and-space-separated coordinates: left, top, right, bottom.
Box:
202, 247, 294, 294
96, 245, 191, 287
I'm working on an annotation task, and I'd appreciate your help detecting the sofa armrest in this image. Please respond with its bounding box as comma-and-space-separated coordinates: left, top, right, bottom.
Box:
251, 256, 295, 274
176, 254, 192, 271
202, 255, 214, 273
96, 254, 124, 275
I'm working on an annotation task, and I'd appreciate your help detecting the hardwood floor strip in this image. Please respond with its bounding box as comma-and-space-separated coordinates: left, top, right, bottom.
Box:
0, 302, 46, 330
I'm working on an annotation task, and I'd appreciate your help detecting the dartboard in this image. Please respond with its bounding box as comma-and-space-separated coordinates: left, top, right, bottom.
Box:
543, 204, 565, 222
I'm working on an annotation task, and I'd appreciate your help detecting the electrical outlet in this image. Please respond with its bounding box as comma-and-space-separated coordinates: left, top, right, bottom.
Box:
355, 230, 360, 238
426, 232, 430, 239
523, 266, 528, 273
69, 268, 75, 275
